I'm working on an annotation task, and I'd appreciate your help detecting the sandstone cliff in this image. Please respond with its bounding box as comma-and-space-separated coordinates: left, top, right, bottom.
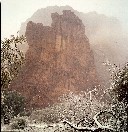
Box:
19, 6, 128, 88
10, 10, 98, 108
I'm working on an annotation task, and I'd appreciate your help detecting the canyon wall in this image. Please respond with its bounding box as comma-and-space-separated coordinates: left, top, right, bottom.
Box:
19, 6, 128, 88
10, 10, 98, 108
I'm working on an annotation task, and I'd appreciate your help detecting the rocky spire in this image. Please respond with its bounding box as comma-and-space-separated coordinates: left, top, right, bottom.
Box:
9, 10, 99, 108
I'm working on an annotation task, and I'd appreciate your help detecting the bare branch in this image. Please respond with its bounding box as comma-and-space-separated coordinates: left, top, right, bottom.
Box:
77, 117, 94, 127
62, 120, 101, 132
93, 111, 116, 131
62, 120, 116, 132
62, 110, 117, 131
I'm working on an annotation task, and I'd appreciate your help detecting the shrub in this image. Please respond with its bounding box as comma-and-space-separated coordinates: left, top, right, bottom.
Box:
1, 35, 26, 124
10, 117, 27, 130
1, 35, 26, 91
30, 91, 108, 124
1, 91, 25, 124
111, 62, 128, 103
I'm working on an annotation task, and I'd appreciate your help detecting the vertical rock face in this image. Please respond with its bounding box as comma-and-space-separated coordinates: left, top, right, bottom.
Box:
10, 10, 99, 108
19, 6, 128, 89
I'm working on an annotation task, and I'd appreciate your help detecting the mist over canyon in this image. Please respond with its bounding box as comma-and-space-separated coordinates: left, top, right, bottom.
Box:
9, 6, 128, 108
10, 10, 99, 108
19, 6, 128, 87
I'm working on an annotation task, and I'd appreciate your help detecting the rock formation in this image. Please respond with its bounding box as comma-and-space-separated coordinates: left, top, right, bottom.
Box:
10, 10, 98, 108
19, 6, 128, 88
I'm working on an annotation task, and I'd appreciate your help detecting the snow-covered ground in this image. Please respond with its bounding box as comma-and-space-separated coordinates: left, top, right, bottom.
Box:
1, 123, 70, 132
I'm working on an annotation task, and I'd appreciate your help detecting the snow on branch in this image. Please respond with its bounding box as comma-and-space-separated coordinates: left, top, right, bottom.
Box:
62, 110, 116, 132
93, 111, 116, 131
62, 120, 101, 132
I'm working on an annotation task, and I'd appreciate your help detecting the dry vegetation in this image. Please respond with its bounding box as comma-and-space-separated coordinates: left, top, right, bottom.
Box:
1, 35, 128, 131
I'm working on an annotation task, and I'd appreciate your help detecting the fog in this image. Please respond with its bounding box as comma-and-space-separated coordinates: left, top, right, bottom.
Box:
1, 1, 128, 131
1, 0, 128, 39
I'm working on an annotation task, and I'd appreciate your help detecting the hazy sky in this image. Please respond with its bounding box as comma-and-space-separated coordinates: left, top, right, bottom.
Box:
1, 0, 128, 39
